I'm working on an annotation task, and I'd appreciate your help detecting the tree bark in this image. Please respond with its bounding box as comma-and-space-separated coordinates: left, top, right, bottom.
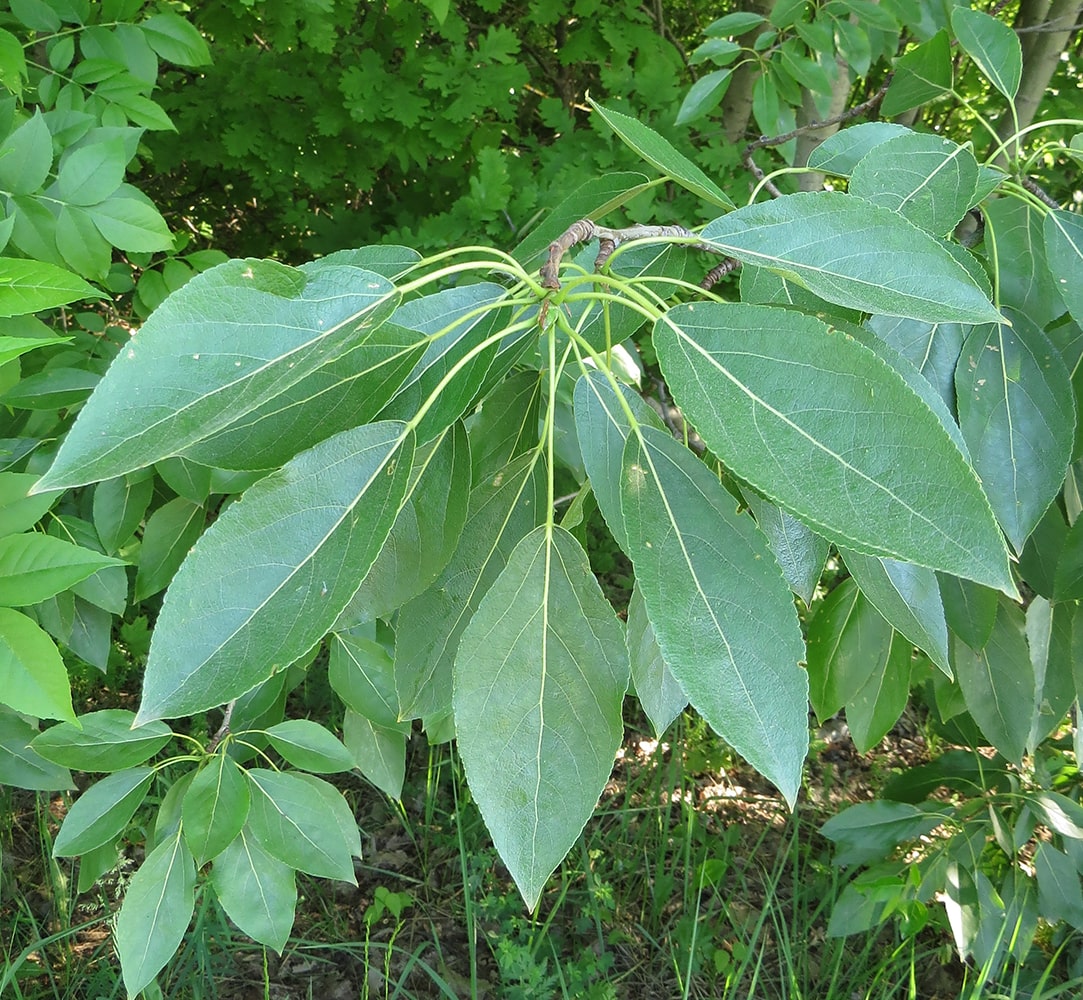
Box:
794, 58, 854, 191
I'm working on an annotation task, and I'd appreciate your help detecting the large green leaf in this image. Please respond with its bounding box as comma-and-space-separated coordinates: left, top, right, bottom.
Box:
1044, 209, 1083, 327
866, 315, 966, 409
265, 720, 355, 774
115, 830, 196, 997
849, 132, 978, 237
181, 753, 250, 864
0, 713, 73, 791
953, 600, 1034, 763
621, 426, 807, 805
454, 525, 629, 909
700, 193, 1000, 323
956, 316, 1074, 553
246, 769, 360, 882
34, 260, 401, 491
395, 451, 544, 720
53, 767, 154, 857
210, 828, 296, 953
626, 582, 686, 737
0, 608, 75, 722
342, 708, 408, 800
336, 423, 470, 625
821, 800, 946, 866
135, 422, 413, 723
880, 30, 952, 117
806, 121, 911, 176
470, 371, 542, 481
842, 550, 951, 676
32, 710, 171, 772
985, 199, 1062, 328
329, 625, 399, 726
939, 574, 998, 651
134, 497, 204, 602
1025, 597, 1075, 750
588, 100, 734, 209
654, 302, 1014, 593
573, 370, 666, 552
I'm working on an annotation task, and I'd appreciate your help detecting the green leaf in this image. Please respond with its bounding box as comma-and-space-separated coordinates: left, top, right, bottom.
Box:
337, 422, 470, 625
953, 600, 1034, 763
92, 472, 155, 554
454, 525, 628, 909
956, 316, 1074, 553
1031, 791, 1083, 840
265, 720, 355, 774
0, 112, 52, 196
0, 366, 100, 410
1026, 598, 1075, 748
134, 497, 204, 602
821, 800, 946, 866
1055, 516, 1083, 600
246, 768, 359, 882
136, 422, 413, 722
985, 198, 1062, 328
626, 582, 686, 737
739, 264, 863, 324
329, 628, 399, 727
395, 451, 544, 720
1044, 209, 1083, 327
0, 29, 28, 96
675, 69, 732, 126
950, 7, 1022, 100
116, 830, 196, 997
622, 426, 807, 804
181, 753, 250, 864
0, 534, 126, 607
0, 471, 59, 537
53, 767, 153, 857
10, 0, 61, 31
939, 574, 998, 651
742, 492, 828, 606
1035, 842, 1083, 930
654, 302, 1014, 594
0, 258, 97, 317
866, 315, 965, 409
140, 12, 212, 66
0, 713, 73, 791
842, 550, 951, 676
849, 132, 978, 237
588, 99, 734, 210
342, 708, 408, 800
470, 372, 542, 481
702, 193, 1000, 323
0, 607, 74, 723
807, 122, 911, 177
706, 11, 766, 35
56, 204, 113, 280
880, 30, 952, 117
806, 580, 912, 751
573, 370, 666, 552
0, 333, 70, 367
32, 710, 171, 771
57, 138, 127, 206
210, 829, 296, 952
86, 191, 173, 252
512, 171, 654, 268
378, 285, 505, 442
35, 261, 400, 491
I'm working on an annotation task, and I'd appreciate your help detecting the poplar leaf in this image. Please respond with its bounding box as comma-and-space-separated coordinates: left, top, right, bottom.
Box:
454, 526, 629, 909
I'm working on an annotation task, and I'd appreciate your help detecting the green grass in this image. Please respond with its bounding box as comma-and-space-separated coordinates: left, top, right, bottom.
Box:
4, 718, 1083, 1000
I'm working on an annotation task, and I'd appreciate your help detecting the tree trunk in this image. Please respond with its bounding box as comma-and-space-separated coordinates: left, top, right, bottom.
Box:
720, 0, 778, 145
794, 58, 854, 191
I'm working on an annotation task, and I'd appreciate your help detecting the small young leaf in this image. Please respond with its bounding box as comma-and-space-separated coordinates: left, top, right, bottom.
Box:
134, 497, 204, 602
880, 30, 953, 117
210, 828, 296, 952
92, 472, 155, 554
0, 607, 75, 723
116, 830, 196, 996
181, 753, 250, 864
53, 767, 153, 857
702, 193, 1001, 323
265, 720, 355, 774
622, 426, 808, 805
742, 492, 828, 606
939, 574, 998, 651
654, 302, 1014, 593
951, 7, 1022, 100
246, 768, 359, 882
588, 99, 734, 209
139, 12, 212, 67
329, 629, 399, 727
675, 69, 732, 126
626, 583, 686, 737
32, 710, 171, 771
454, 525, 629, 909
821, 800, 946, 866
956, 316, 1074, 553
